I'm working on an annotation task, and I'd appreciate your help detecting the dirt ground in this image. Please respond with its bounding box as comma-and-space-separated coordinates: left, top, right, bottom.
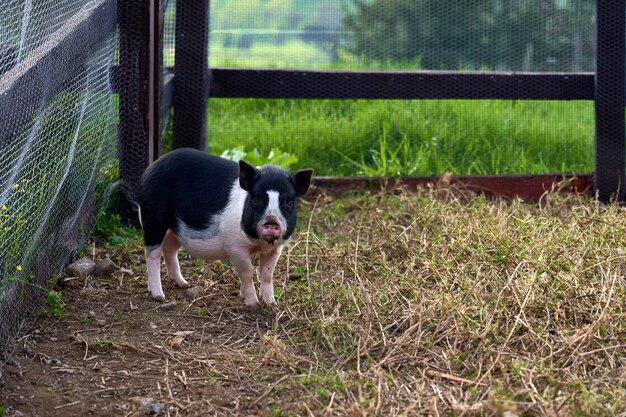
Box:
0, 243, 304, 417
4, 188, 626, 416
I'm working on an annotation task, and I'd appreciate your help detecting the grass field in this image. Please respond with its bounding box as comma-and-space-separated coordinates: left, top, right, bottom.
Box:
3, 186, 626, 416
201, 39, 596, 178
209, 39, 336, 68
168, 39, 598, 178
206, 98, 595, 177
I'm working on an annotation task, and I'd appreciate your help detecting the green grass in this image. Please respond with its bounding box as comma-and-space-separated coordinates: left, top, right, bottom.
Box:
197, 41, 596, 178
210, 40, 334, 69
206, 98, 595, 176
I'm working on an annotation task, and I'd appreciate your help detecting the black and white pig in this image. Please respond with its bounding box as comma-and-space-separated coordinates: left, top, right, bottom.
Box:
137, 148, 313, 307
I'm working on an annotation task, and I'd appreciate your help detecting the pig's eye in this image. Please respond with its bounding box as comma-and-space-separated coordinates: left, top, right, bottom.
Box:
251, 195, 263, 206
281, 197, 295, 210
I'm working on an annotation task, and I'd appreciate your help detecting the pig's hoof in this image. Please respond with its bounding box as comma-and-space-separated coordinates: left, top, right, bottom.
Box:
176, 280, 190, 289
261, 286, 275, 304
262, 295, 276, 305
244, 296, 261, 308
169, 274, 189, 288
151, 292, 166, 302
240, 287, 260, 307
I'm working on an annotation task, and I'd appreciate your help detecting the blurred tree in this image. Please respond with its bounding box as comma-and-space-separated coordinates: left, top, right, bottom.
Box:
301, 3, 343, 61
344, 0, 595, 71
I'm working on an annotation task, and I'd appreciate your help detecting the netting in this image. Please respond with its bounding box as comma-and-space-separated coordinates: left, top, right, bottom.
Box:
0, 0, 118, 349
208, 1, 595, 72
203, 1, 597, 177
0, 0, 622, 351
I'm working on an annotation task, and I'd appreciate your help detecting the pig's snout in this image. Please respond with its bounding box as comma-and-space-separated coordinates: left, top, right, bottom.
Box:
261, 221, 282, 243
263, 223, 281, 236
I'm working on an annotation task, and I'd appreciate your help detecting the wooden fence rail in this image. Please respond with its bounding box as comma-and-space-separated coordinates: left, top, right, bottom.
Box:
208, 69, 595, 100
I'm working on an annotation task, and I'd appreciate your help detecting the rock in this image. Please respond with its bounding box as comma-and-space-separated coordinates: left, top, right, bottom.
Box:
96, 319, 107, 327
94, 257, 118, 277
4, 406, 25, 417
66, 258, 95, 279
186, 286, 203, 300
157, 301, 177, 311
140, 397, 165, 416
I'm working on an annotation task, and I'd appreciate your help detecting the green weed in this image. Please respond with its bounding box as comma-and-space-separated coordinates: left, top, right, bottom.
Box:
265, 405, 289, 417
92, 212, 141, 247
91, 337, 114, 350
220, 147, 299, 169
45, 290, 65, 317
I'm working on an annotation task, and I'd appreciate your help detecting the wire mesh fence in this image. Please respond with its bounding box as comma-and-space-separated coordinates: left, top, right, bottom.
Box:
0, 0, 624, 352
0, 0, 118, 350
203, 1, 599, 179
209, 0, 595, 72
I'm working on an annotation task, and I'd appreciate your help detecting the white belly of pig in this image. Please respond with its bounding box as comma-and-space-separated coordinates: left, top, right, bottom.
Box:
175, 218, 278, 261
181, 235, 228, 260
176, 219, 229, 260
180, 232, 277, 260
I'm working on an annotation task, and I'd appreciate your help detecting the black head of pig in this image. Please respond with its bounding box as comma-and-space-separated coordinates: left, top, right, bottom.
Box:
238, 160, 313, 245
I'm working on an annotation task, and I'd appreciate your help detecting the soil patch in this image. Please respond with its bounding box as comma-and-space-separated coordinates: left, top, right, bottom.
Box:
0, 245, 299, 416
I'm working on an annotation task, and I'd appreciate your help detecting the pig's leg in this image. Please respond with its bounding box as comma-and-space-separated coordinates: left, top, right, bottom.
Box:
161, 229, 189, 288
146, 245, 165, 301
259, 246, 283, 304
229, 249, 259, 307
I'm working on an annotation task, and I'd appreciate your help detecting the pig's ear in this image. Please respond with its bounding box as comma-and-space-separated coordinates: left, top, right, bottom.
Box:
291, 169, 313, 197
239, 160, 260, 192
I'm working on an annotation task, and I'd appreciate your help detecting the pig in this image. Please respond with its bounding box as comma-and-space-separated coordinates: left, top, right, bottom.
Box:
137, 148, 313, 307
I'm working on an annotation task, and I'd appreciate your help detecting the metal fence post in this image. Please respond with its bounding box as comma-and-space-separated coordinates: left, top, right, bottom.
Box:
594, 0, 625, 202
117, 0, 162, 224
172, 0, 210, 150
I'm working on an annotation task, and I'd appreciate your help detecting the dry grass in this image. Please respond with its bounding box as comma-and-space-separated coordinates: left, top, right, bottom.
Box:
3, 183, 626, 416
277, 186, 626, 416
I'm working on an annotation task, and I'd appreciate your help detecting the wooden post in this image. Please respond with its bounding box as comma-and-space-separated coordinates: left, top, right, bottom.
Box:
594, 0, 625, 202
117, 0, 161, 224
172, 0, 210, 150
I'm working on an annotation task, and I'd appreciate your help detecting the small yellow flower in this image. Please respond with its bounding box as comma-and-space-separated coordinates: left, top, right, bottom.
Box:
11, 183, 19, 190
16, 265, 22, 271
1, 205, 7, 211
